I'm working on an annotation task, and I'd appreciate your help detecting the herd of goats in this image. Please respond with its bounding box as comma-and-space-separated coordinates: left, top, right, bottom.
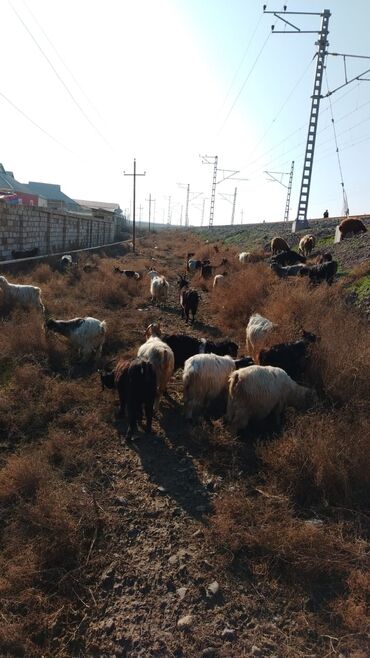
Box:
0, 215, 367, 439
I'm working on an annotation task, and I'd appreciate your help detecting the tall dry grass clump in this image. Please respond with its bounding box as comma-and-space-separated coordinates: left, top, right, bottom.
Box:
209, 489, 369, 633
210, 263, 277, 336
258, 411, 370, 506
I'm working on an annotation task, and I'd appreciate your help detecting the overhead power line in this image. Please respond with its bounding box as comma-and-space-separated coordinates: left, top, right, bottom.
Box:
219, 14, 263, 111
0, 90, 77, 155
21, 0, 103, 121
9, 0, 115, 153
219, 31, 271, 133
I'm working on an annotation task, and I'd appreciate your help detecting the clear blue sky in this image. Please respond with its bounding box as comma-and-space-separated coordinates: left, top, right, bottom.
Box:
1, 0, 370, 225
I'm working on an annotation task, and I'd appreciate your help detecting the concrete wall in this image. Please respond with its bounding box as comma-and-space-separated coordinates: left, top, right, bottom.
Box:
0, 204, 116, 260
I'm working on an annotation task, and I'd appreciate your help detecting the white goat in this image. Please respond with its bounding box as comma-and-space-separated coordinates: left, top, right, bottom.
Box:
46, 317, 106, 360
148, 270, 169, 304
0, 275, 45, 313
213, 274, 227, 288
137, 323, 174, 410
246, 313, 276, 363
182, 353, 236, 420
239, 252, 250, 264
227, 365, 317, 432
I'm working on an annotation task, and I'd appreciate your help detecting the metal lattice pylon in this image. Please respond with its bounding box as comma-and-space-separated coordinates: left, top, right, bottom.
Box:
284, 161, 295, 222
295, 10, 331, 228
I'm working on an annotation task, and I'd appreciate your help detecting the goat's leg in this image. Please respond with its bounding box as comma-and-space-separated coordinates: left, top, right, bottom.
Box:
144, 398, 155, 433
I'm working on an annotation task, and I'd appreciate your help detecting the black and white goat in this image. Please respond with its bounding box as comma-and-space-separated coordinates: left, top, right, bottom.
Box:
177, 274, 199, 324
114, 266, 141, 280
100, 358, 156, 439
45, 316, 106, 360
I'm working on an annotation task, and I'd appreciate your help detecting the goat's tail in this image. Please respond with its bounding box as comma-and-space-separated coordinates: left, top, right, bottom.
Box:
100, 320, 107, 335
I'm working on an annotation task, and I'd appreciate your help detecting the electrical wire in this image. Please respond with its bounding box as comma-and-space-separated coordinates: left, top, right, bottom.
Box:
20, 0, 103, 121
0, 90, 77, 155
219, 13, 263, 112
9, 0, 116, 153
219, 31, 271, 133
325, 70, 350, 214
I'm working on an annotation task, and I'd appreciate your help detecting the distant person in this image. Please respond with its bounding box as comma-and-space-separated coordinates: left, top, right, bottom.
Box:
323, 209, 329, 218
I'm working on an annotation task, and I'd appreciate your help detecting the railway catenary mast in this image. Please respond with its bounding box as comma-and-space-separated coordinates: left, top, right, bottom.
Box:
263, 7, 331, 231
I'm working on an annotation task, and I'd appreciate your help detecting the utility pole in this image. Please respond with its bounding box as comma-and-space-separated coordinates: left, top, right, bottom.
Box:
153, 200, 156, 225
264, 7, 330, 231
179, 205, 183, 226
284, 161, 294, 222
264, 160, 295, 222
177, 183, 190, 227
201, 198, 205, 227
201, 156, 248, 227
167, 196, 172, 225
124, 158, 146, 252
201, 155, 218, 227
240, 209, 244, 224
231, 187, 237, 225
146, 193, 155, 232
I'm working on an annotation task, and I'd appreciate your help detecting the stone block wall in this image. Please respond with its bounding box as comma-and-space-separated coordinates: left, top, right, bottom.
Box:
0, 205, 116, 260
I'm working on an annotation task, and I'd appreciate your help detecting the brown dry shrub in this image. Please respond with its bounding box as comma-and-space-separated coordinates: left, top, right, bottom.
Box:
333, 570, 370, 632
0, 363, 95, 441
258, 411, 370, 506
209, 489, 367, 585
210, 263, 277, 338
31, 263, 54, 284
0, 310, 47, 359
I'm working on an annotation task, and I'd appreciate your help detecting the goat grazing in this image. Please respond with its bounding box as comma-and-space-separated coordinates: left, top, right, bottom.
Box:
315, 252, 332, 264
339, 218, 367, 239
270, 262, 306, 278
271, 250, 306, 266
148, 270, 169, 304
11, 247, 39, 260
182, 354, 252, 420
298, 234, 316, 257
59, 254, 73, 272
46, 316, 106, 360
201, 258, 228, 279
271, 237, 289, 255
114, 267, 140, 280
259, 331, 317, 380
0, 276, 45, 313
300, 260, 338, 285
100, 358, 156, 439
161, 331, 238, 370
239, 252, 250, 264
227, 365, 317, 432
137, 324, 175, 410
246, 313, 276, 363
177, 274, 199, 324
213, 273, 227, 288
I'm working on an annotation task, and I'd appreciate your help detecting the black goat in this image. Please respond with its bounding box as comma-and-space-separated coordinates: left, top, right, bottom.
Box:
100, 358, 156, 439
162, 334, 239, 370
201, 258, 228, 279
259, 331, 317, 380
11, 247, 39, 259
300, 260, 338, 285
315, 252, 333, 264
271, 250, 306, 266
178, 275, 199, 324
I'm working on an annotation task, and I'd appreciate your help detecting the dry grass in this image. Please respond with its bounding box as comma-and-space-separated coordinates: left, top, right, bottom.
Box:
0, 231, 369, 656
